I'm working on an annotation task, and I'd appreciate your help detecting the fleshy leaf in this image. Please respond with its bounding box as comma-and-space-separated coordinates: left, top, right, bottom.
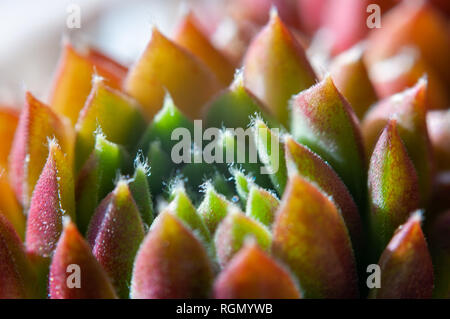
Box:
214, 208, 271, 268
284, 135, 362, 248
0, 107, 19, 168
365, 1, 450, 93
253, 119, 287, 195
0, 215, 36, 298
368, 120, 420, 257
49, 220, 117, 299
232, 169, 255, 207
243, 8, 316, 127
125, 27, 222, 120
213, 242, 301, 299
26, 140, 75, 258
9, 92, 74, 207
174, 12, 235, 86
245, 185, 279, 227
370, 212, 434, 299
50, 42, 127, 125
129, 158, 154, 226
87, 179, 145, 298
198, 182, 237, 234
272, 174, 358, 298
329, 44, 378, 119
138, 94, 194, 156
75, 133, 128, 233
167, 183, 211, 244
427, 110, 450, 172
131, 212, 214, 298
75, 77, 145, 171
0, 170, 25, 240
362, 78, 433, 205
146, 140, 173, 195
290, 75, 366, 209
204, 71, 276, 129
220, 129, 271, 189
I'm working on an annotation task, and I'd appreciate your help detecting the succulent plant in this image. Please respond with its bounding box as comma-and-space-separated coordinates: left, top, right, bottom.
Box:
0, 2, 449, 300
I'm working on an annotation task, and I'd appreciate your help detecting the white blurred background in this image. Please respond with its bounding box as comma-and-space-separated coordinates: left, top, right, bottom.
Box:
0, 0, 221, 106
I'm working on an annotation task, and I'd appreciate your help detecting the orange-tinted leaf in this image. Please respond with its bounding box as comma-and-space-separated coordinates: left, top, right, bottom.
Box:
284, 135, 362, 248
370, 212, 434, 299
49, 42, 127, 125
243, 8, 316, 127
125, 27, 222, 120
213, 242, 301, 299
131, 212, 213, 298
0, 107, 19, 168
75, 77, 145, 170
9, 92, 74, 207
329, 44, 378, 119
272, 174, 358, 298
49, 220, 117, 299
0, 169, 25, 240
174, 12, 235, 86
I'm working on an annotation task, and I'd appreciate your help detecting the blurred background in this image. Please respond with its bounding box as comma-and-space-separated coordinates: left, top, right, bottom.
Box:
0, 0, 448, 108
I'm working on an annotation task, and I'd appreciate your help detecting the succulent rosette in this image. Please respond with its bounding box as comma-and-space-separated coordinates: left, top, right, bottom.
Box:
0, 1, 449, 300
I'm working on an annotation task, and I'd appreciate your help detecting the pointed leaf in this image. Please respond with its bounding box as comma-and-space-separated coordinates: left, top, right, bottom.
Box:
75, 134, 128, 233
243, 9, 316, 127
75, 77, 145, 171
138, 94, 194, 155
129, 158, 154, 226
50, 42, 127, 125
370, 212, 434, 299
362, 78, 433, 204
26, 140, 75, 258
0, 215, 36, 298
272, 174, 358, 298
291, 75, 366, 209
125, 27, 222, 120
285, 135, 362, 248
131, 212, 214, 298
204, 71, 276, 129
232, 169, 255, 207
329, 44, 378, 119
368, 120, 420, 257
174, 12, 235, 85
245, 185, 279, 227
9, 92, 74, 207
198, 182, 237, 234
87, 179, 145, 298
49, 220, 117, 299
146, 140, 173, 195
167, 184, 211, 244
213, 242, 301, 299
253, 119, 287, 195
215, 208, 271, 268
